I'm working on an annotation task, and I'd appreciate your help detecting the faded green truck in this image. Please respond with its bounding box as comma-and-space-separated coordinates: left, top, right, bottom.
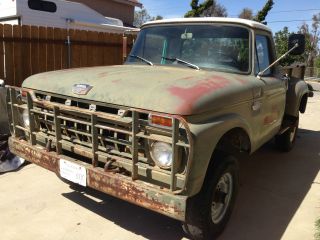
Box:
6, 18, 313, 239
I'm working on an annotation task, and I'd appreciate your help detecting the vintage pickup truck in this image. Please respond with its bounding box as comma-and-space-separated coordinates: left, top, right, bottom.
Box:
6, 18, 312, 239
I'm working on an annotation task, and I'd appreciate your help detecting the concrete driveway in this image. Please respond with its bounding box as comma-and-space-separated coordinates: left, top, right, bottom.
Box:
1, 92, 319, 240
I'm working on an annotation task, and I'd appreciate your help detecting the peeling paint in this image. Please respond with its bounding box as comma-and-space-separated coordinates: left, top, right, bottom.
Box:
168, 76, 230, 114
234, 77, 247, 85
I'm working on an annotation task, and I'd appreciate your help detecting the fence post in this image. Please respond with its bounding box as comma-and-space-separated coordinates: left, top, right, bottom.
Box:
0, 25, 4, 81
122, 35, 127, 63
66, 34, 71, 68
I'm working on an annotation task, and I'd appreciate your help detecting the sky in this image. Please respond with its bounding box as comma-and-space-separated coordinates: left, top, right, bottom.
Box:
138, 0, 320, 33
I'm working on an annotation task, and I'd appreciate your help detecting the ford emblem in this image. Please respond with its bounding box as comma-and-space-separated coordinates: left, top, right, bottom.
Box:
72, 84, 92, 95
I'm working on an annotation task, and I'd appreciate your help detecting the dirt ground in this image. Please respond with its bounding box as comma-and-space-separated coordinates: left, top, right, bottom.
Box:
0, 88, 319, 240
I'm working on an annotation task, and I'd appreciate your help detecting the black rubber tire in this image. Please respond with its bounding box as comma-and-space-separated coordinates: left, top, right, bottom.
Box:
275, 116, 299, 152
182, 154, 239, 240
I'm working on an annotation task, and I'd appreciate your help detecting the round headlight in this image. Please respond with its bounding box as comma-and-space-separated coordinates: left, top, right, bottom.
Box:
21, 109, 30, 128
150, 142, 173, 169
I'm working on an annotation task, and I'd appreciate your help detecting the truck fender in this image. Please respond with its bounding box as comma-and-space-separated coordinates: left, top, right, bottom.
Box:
186, 113, 252, 196
285, 78, 309, 117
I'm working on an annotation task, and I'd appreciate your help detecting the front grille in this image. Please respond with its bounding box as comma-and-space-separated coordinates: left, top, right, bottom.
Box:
7, 87, 192, 192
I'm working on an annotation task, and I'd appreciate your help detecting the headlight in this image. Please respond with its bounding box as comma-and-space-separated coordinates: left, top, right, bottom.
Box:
150, 141, 173, 169
21, 109, 30, 128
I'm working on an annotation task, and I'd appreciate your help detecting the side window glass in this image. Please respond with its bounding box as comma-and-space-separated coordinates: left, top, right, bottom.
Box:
28, 0, 57, 13
255, 35, 271, 76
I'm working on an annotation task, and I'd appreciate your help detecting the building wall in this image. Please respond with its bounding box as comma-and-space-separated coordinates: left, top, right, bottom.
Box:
71, 0, 135, 26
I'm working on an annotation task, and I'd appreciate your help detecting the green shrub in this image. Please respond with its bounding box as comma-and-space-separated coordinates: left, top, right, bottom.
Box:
315, 219, 320, 240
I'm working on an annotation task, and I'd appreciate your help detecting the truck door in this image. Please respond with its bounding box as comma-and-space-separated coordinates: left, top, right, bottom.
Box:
254, 33, 286, 143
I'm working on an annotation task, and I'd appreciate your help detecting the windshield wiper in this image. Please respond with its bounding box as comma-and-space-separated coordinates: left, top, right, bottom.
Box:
129, 55, 153, 66
162, 57, 200, 70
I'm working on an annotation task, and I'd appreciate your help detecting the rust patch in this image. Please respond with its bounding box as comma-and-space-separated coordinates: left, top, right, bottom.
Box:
88, 168, 185, 219
264, 105, 280, 125
234, 77, 247, 85
111, 79, 122, 84
8, 137, 186, 221
181, 76, 195, 81
168, 76, 230, 114
98, 72, 109, 78
263, 115, 275, 125
9, 139, 59, 172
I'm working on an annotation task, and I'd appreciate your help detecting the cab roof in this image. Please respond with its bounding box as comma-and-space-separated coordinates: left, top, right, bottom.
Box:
142, 17, 272, 33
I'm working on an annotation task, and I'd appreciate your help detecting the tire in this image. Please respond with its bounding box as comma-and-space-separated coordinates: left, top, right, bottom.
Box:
182, 154, 239, 240
275, 115, 299, 152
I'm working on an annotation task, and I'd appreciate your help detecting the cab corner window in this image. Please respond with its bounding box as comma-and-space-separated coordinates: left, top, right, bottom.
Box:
255, 35, 272, 76
28, 0, 57, 13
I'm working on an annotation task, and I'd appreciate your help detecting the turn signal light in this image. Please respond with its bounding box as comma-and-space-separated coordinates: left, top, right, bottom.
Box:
150, 115, 172, 128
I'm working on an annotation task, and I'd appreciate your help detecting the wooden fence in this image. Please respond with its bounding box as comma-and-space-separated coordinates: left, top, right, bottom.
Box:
0, 24, 135, 86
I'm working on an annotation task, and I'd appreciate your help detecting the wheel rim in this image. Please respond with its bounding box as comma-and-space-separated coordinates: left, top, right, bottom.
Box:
211, 172, 233, 224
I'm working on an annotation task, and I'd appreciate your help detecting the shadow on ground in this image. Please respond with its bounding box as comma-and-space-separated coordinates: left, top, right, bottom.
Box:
62, 128, 320, 240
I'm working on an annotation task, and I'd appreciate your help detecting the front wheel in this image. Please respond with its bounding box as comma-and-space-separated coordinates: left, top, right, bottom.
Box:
275, 115, 299, 152
183, 155, 239, 240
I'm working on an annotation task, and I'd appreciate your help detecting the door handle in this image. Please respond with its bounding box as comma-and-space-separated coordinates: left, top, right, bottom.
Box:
252, 100, 262, 111
281, 74, 289, 90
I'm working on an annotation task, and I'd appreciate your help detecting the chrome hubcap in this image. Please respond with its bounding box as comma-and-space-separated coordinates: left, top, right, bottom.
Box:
211, 173, 233, 224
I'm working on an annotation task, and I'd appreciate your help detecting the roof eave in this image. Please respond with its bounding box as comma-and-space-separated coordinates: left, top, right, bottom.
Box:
112, 0, 142, 8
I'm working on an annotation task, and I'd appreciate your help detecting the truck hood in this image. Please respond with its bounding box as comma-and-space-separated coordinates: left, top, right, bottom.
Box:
23, 65, 254, 115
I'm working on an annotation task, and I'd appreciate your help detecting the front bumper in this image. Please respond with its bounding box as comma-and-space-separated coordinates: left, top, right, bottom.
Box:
9, 137, 187, 221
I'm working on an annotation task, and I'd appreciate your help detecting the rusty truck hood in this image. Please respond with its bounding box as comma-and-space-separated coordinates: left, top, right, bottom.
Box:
23, 65, 254, 115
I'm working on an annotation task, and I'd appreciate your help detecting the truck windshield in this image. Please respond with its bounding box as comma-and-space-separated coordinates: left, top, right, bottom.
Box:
126, 24, 250, 73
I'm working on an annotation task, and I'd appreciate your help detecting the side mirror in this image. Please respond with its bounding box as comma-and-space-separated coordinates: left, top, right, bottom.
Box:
288, 34, 305, 55
0, 79, 4, 88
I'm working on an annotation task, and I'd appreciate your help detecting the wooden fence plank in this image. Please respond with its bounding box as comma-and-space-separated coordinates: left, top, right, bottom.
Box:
21, 25, 31, 84
0, 25, 4, 80
47, 27, 54, 72
71, 29, 81, 68
4, 24, 14, 86
91, 31, 101, 67
53, 28, 62, 70
61, 29, 68, 69
30, 26, 39, 75
13, 25, 22, 86
115, 34, 123, 65
109, 33, 122, 65
79, 30, 88, 67
38, 26, 47, 73
97, 32, 104, 66
102, 33, 111, 66
108, 33, 118, 66
87, 31, 94, 67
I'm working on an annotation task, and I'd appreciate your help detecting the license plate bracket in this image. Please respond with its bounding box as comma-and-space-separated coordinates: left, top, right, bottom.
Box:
59, 159, 87, 187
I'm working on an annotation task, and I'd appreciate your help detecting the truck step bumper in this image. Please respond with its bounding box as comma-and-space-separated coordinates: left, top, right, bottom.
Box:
9, 137, 187, 221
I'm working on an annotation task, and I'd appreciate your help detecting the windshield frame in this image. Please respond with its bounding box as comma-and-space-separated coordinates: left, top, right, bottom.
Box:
126, 23, 253, 75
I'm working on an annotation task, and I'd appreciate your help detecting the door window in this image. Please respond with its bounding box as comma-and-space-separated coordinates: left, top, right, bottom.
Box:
255, 35, 272, 76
